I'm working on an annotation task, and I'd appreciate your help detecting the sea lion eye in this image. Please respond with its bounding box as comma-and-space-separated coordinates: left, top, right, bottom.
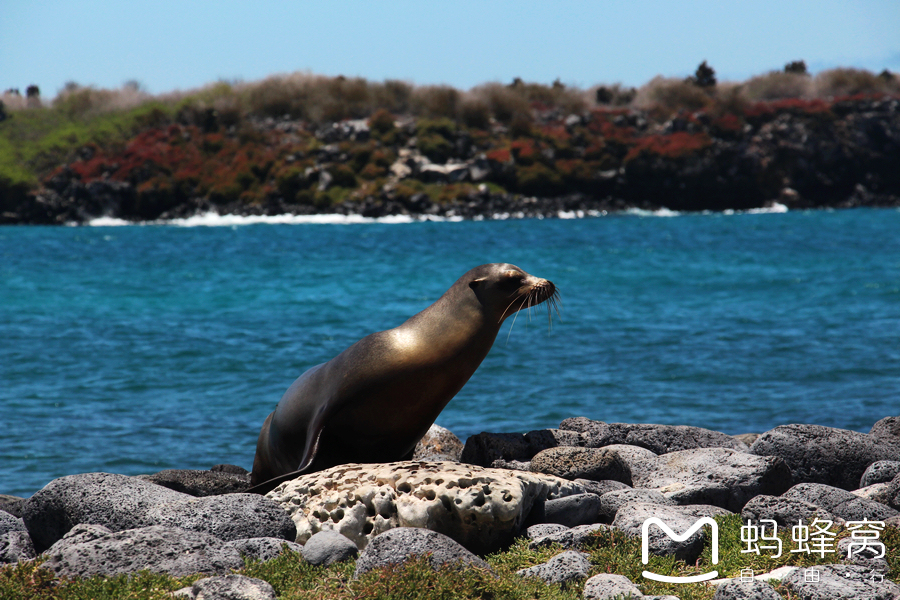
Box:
502, 271, 524, 286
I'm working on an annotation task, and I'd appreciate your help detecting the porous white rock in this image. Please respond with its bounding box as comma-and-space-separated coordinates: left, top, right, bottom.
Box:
265, 461, 583, 553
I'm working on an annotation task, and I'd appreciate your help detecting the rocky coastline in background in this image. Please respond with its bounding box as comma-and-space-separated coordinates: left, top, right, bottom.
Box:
3, 416, 900, 599
4, 94, 900, 225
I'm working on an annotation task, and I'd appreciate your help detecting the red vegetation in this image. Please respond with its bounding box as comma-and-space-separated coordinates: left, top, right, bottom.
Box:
624, 132, 712, 162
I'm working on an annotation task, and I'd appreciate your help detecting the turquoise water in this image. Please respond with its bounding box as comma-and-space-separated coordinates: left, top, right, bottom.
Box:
2, 209, 899, 497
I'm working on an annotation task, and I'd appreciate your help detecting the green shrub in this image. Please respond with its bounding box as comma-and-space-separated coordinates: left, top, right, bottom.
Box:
516, 162, 563, 196
460, 98, 491, 129
784, 60, 808, 75
368, 109, 395, 136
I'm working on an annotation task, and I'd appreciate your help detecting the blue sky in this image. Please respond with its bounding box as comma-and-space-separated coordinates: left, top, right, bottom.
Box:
3, 0, 899, 97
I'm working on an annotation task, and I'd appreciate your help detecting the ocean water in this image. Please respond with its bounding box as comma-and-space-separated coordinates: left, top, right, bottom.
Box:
2, 208, 899, 497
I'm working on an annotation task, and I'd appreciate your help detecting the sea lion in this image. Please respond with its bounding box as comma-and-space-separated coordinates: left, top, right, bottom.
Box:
247, 263, 558, 494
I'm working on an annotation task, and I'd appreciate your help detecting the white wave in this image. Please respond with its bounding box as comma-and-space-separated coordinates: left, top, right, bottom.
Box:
624, 207, 681, 217
745, 202, 789, 214
86, 216, 131, 226
150, 211, 470, 227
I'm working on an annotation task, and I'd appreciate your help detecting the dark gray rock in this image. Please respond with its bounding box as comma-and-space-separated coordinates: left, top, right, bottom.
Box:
782, 483, 899, 521
528, 523, 607, 550
574, 479, 631, 496
0, 531, 36, 563
523, 428, 585, 451
869, 416, 900, 444
0, 495, 25, 518
541, 493, 603, 527
713, 578, 782, 600
598, 444, 657, 475
631, 448, 791, 511
860, 461, 900, 488
0, 511, 25, 536
353, 527, 492, 577
412, 424, 464, 462
516, 550, 591, 588
460, 429, 584, 467
838, 537, 890, 574
140, 469, 250, 496
612, 502, 731, 562
301, 530, 359, 566
173, 574, 277, 600
145, 494, 296, 542
750, 424, 900, 490
210, 464, 250, 475
23, 472, 190, 552
43, 525, 244, 578
583, 573, 644, 599
782, 563, 900, 599
226, 537, 302, 562
741, 494, 840, 528
531, 447, 631, 483
460, 432, 532, 466
559, 417, 748, 454
598, 489, 674, 523
525, 523, 569, 540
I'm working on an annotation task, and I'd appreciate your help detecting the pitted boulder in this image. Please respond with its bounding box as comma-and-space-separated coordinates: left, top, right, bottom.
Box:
0, 511, 25, 537
782, 563, 900, 599
265, 461, 583, 554
412, 424, 464, 462
598, 444, 657, 475
741, 495, 841, 528
353, 527, 491, 577
22, 472, 191, 552
140, 469, 250, 496
226, 537, 302, 562
860, 461, 900, 488
870, 416, 900, 445
526, 523, 569, 539
598, 489, 674, 523
460, 429, 583, 467
612, 502, 731, 562
145, 494, 296, 542
559, 417, 748, 453
516, 550, 591, 588
530, 447, 631, 483
750, 424, 900, 490
173, 575, 276, 600
713, 578, 782, 600
583, 573, 644, 600
528, 523, 608, 550
630, 448, 791, 511
42, 525, 244, 578
782, 483, 899, 521
301, 530, 359, 566
0, 531, 36, 563
541, 493, 603, 527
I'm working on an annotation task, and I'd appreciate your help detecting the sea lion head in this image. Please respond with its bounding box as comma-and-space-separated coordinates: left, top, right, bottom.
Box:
467, 263, 558, 324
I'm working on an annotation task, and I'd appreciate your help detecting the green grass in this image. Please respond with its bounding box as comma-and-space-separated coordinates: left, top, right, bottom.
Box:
2, 518, 896, 600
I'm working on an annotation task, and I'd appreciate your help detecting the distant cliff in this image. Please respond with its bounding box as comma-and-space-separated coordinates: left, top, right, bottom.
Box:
2, 76, 899, 224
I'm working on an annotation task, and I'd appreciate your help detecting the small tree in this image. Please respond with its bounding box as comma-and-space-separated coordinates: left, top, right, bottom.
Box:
784, 60, 808, 75
692, 61, 717, 88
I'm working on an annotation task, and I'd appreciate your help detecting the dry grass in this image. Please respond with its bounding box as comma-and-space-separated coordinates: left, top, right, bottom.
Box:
813, 67, 900, 97
633, 76, 713, 114
741, 71, 814, 101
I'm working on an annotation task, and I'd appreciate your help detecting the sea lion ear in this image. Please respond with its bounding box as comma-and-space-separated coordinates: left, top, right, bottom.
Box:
469, 277, 486, 290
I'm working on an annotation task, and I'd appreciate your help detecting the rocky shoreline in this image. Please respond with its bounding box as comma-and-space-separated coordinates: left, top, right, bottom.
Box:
2, 416, 900, 599
4, 95, 900, 225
